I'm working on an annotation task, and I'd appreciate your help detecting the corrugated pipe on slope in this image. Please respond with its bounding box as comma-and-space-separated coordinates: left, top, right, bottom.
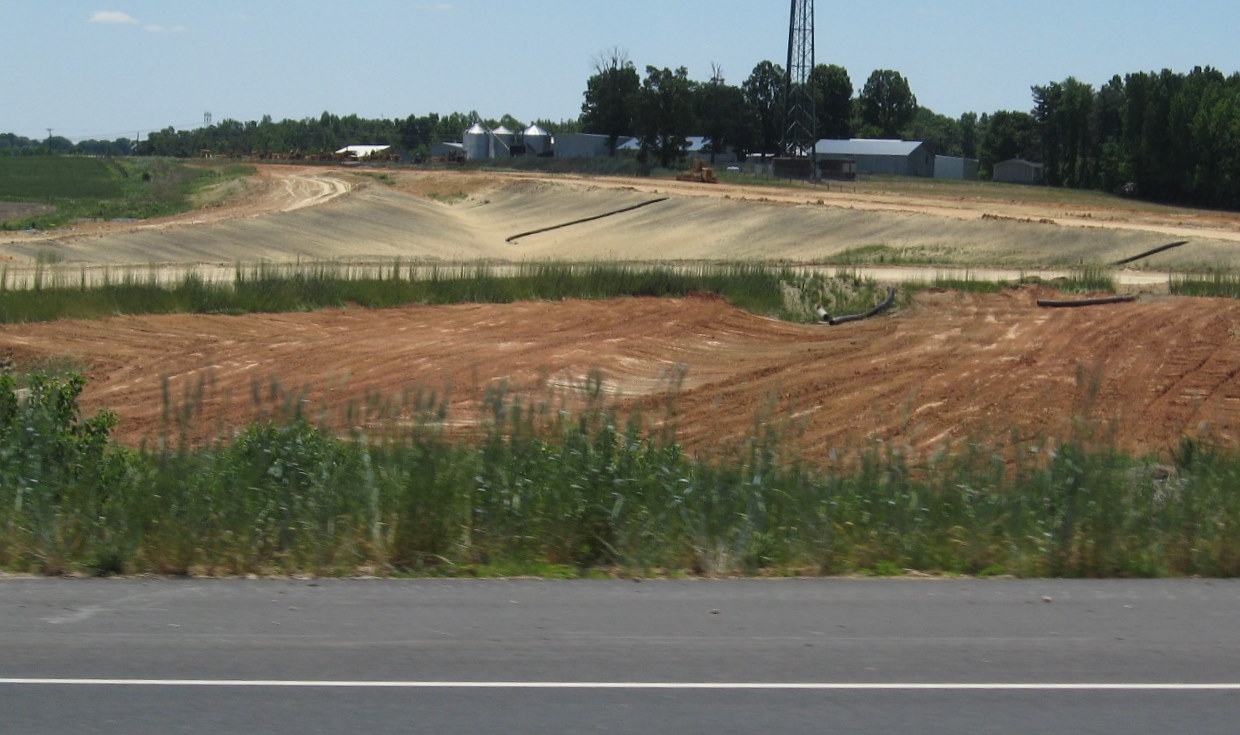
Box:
817, 286, 897, 325
506, 198, 669, 243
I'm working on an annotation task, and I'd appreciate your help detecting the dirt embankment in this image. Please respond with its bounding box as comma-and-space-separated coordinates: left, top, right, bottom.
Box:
6, 165, 1240, 269
3, 165, 1240, 460
1, 288, 1237, 458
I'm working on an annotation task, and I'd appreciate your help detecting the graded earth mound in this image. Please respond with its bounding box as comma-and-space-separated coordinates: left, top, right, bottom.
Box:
7, 165, 1240, 269
2, 288, 1237, 458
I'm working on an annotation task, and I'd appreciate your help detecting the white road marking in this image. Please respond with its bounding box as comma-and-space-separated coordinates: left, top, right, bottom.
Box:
2, 680, 1240, 690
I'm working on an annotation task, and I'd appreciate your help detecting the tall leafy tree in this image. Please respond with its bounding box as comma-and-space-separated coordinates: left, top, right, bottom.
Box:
906, 108, 961, 156
635, 66, 696, 167
581, 48, 640, 155
694, 63, 750, 161
977, 110, 1039, 177
958, 112, 979, 159
858, 69, 917, 138
1094, 76, 1127, 191
1033, 77, 1097, 187
742, 60, 786, 154
811, 64, 853, 139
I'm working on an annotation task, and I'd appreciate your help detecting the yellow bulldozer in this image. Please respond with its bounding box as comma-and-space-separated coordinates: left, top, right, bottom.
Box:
677, 158, 717, 183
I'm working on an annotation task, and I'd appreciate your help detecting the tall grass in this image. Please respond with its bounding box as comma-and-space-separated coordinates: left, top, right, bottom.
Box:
1169, 271, 1240, 298
3, 370, 1239, 578
0, 262, 836, 324
1058, 266, 1116, 294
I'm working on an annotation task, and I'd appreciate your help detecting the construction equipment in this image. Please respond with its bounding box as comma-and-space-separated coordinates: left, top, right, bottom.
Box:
677, 159, 717, 183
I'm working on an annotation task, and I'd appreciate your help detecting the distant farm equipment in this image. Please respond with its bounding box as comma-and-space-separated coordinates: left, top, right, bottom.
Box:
677, 159, 717, 184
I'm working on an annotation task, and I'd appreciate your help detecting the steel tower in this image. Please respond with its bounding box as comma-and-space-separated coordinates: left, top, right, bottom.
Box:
781, 0, 816, 162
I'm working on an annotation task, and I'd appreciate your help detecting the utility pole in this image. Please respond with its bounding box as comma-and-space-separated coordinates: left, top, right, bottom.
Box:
781, 0, 817, 178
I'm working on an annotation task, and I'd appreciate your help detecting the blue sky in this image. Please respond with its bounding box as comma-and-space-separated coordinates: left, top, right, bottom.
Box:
4, 0, 1240, 142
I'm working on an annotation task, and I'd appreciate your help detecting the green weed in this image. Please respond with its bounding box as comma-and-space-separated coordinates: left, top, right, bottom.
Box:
0, 261, 840, 324
4, 370, 1240, 579
1169, 271, 1240, 298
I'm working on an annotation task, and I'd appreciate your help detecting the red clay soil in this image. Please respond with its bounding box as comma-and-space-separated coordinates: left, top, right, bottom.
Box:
1, 287, 1239, 459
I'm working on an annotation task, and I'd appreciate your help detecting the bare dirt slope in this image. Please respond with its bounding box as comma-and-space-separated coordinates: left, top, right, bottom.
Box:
2, 289, 1237, 458
6, 165, 1240, 268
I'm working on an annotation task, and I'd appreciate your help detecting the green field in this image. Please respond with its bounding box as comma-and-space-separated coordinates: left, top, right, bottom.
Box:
0, 156, 126, 200
0, 156, 253, 229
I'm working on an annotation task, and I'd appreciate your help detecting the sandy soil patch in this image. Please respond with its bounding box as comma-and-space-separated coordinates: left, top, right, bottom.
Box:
1, 289, 1237, 458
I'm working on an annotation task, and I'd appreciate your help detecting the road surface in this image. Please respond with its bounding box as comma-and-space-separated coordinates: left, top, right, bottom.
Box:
3, 577, 1239, 733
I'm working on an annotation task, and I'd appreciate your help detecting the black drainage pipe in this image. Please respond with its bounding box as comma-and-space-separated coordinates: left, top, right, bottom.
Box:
506, 197, 669, 243
1037, 294, 1137, 308
1112, 240, 1188, 266
818, 286, 897, 325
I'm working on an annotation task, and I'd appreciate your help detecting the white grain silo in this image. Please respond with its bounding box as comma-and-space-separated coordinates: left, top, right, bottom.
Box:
491, 125, 515, 158
463, 122, 490, 161
522, 124, 551, 156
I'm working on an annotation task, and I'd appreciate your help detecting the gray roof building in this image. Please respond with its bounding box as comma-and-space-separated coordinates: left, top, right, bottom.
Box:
934, 155, 979, 181
813, 138, 934, 177
993, 158, 1045, 185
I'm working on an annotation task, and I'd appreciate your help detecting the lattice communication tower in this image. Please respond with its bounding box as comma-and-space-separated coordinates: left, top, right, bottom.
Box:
781, 0, 816, 161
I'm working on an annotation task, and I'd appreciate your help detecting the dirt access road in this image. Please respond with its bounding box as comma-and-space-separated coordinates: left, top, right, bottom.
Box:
3, 165, 1240, 456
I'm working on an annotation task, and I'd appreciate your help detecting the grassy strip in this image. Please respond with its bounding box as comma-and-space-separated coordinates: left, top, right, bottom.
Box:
0, 156, 254, 230
0, 262, 885, 324
1, 371, 1237, 579
1169, 272, 1240, 298
894, 267, 1117, 296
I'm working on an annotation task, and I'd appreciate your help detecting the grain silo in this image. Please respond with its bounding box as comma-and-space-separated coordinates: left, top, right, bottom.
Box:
522, 124, 551, 156
491, 125, 515, 158
463, 122, 490, 161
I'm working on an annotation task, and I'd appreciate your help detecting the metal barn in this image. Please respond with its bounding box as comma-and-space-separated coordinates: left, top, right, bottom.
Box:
813, 139, 934, 177
934, 155, 980, 180
993, 158, 1045, 185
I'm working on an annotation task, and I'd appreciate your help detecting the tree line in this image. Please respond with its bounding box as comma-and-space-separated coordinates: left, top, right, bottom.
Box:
584, 55, 1240, 208
579, 52, 997, 171
1, 132, 134, 157
1030, 66, 1240, 209
5, 60, 1240, 209
0, 114, 579, 161
134, 111, 580, 160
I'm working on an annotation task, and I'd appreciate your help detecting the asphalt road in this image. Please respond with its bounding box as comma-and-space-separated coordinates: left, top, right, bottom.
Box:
3, 577, 1239, 733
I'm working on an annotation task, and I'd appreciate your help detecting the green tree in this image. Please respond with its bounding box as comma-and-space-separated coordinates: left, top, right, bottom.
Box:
532, 118, 583, 134
859, 69, 917, 138
694, 64, 750, 161
1033, 77, 1097, 187
1094, 76, 1128, 191
399, 114, 439, 157
977, 110, 1039, 177
959, 112, 979, 159
581, 48, 641, 155
742, 60, 786, 154
635, 66, 696, 167
433, 112, 473, 144
811, 63, 853, 139
906, 107, 961, 156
